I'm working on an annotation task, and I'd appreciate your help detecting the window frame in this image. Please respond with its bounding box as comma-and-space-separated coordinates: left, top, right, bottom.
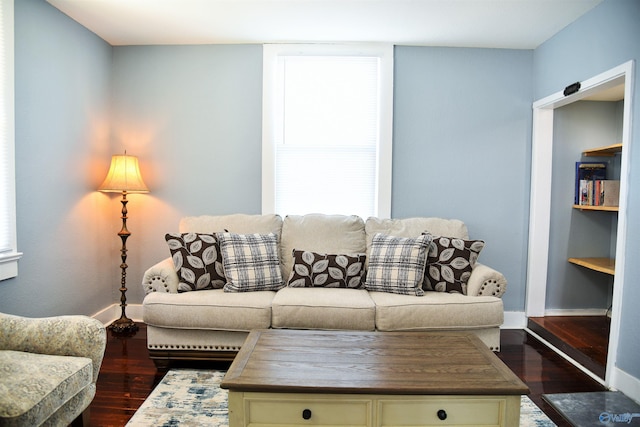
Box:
0, 0, 21, 281
261, 43, 393, 219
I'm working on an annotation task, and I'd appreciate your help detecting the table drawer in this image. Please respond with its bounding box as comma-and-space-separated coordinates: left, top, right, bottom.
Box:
378, 397, 506, 426
245, 394, 372, 426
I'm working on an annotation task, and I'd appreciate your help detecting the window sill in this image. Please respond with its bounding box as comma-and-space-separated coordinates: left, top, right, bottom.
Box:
0, 251, 23, 281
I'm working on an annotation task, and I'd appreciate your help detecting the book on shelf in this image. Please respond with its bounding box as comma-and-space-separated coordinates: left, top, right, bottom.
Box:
575, 162, 606, 205
599, 180, 620, 206
578, 179, 620, 206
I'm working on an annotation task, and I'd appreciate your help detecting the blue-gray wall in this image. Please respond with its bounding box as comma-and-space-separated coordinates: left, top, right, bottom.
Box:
110, 45, 264, 304
534, 0, 640, 379
0, 0, 115, 316
393, 47, 532, 312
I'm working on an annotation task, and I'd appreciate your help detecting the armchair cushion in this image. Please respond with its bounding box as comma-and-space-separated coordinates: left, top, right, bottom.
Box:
0, 351, 92, 426
0, 313, 106, 383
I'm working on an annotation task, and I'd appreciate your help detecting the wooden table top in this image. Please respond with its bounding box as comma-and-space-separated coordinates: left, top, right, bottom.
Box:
220, 330, 529, 396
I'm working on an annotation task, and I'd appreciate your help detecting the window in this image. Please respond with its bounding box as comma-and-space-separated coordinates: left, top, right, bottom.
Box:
0, 0, 20, 281
262, 44, 393, 219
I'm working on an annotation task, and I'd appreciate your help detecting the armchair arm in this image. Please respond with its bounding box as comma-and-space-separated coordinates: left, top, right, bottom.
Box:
142, 257, 179, 294
0, 312, 106, 383
466, 263, 507, 298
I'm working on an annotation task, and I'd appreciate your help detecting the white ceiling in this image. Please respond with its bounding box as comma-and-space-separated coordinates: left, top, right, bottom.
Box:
46, 0, 603, 49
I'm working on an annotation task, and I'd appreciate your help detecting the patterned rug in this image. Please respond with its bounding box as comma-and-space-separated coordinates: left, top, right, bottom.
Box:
126, 369, 556, 426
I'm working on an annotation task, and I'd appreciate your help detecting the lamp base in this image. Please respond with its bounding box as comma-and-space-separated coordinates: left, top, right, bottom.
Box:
108, 316, 139, 336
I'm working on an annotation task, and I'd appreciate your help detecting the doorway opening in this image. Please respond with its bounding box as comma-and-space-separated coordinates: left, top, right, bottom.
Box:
525, 61, 634, 386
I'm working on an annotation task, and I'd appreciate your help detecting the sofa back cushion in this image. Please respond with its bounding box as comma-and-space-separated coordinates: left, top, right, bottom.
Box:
280, 214, 366, 280
365, 217, 468, 267
179, 214, 283, 236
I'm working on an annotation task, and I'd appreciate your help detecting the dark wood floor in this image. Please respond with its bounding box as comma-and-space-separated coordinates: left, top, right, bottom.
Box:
90, 324, 607, 427
528, 315, 610, 379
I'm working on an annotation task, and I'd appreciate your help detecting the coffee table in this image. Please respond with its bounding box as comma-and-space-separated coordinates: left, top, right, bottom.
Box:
221, 329, 529, 426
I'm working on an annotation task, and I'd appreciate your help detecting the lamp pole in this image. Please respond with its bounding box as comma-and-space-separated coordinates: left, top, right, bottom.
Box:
110, 190, 138, 334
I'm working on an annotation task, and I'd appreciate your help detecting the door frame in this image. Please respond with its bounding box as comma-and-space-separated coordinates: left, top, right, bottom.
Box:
525, 60, 634, 387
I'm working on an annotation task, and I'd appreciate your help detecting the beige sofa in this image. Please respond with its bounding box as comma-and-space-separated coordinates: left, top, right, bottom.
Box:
141, 214, 507, 369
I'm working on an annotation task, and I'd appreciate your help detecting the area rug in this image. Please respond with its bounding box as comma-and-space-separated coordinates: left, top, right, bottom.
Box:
126, 369, 556, 426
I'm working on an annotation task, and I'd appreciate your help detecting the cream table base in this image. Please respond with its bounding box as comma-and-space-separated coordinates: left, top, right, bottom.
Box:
228, 391, 521, 427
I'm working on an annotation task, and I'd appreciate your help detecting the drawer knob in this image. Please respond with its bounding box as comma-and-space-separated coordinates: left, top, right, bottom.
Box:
302, 408, 312, 420
437, 409, 447, 420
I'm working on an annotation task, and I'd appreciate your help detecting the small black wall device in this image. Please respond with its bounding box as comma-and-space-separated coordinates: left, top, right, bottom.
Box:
564, 82, 581, 96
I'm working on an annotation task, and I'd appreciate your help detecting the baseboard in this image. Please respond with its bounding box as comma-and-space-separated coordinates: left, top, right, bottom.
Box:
92, 304, 143, 326
502, 311, 527, 329
610, 367, 640, 404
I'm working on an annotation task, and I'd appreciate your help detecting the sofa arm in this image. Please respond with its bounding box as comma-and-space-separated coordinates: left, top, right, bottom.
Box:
0, 312, 106, 383
142, 257, 179, 294
466, 263, 507, 298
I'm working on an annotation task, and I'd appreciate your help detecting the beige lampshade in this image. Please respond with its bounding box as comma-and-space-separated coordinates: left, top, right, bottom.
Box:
98, 154, 149, 193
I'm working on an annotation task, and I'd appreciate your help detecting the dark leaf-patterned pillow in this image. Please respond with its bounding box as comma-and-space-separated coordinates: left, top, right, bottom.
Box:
423, 235, 485, 294
165, 233, 226, 292
287, 250, 366, 288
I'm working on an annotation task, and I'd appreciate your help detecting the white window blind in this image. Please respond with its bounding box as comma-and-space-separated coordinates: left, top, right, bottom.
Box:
262, 44, 393, 219
0, 0, 20, 281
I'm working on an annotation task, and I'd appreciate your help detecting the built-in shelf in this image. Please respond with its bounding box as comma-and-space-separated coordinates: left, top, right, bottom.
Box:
568, 257, 615, 275
572, 204, 619, 212
570, 143, 621, 277
582, 143, 622, 157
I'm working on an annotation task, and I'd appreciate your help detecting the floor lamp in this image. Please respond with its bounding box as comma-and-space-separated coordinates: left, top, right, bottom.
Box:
99, 152, 149, 334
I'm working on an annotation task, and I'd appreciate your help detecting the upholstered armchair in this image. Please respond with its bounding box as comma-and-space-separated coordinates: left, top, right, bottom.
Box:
0, 312, 106, 427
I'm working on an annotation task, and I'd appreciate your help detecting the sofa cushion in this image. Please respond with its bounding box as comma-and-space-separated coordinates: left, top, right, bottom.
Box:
369, 291, 504, 331
143, 289, 276, 331
364, 233, 432, 296
179, 213, 283, 236
280, 214, 366, 280
218, 232, 285, 292
272, 287, 375, 331
0, 350, 92, 426
165, 233, 226, 292
424, 236, 485, 295
287, 250, 366, 288
365, 217, 469, 266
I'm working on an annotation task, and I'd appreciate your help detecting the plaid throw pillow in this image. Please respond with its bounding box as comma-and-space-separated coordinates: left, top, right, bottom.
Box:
287, 250, 366, 288
364, 233, 432, 296
217, 232, 284, 292
423, 235, 485, 294
165, 233, 226, 292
